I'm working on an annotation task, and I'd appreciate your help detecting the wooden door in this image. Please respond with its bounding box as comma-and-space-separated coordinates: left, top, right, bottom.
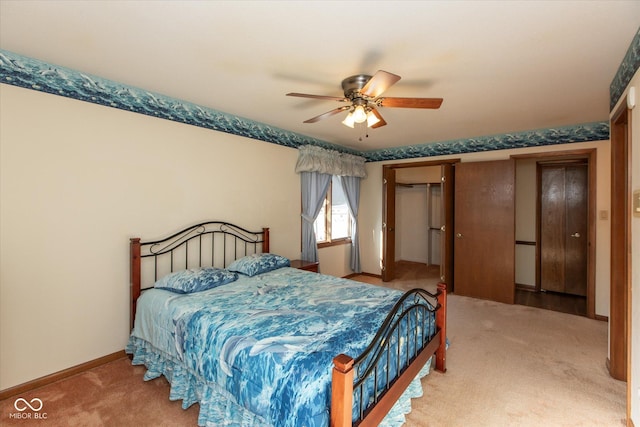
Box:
440, 163, 454, 290
382, 166, 396, 282
454, 159, 515, 304
539, 163, 588, 296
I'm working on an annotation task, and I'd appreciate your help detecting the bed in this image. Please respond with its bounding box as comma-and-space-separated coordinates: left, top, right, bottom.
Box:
126, 221, 446, 426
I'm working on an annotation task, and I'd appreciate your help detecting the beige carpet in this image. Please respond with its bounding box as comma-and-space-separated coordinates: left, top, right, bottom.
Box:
355, 262, 626, 426
0, 357, 199, 426
404, 294, 626, 426
0, 262, 627, 426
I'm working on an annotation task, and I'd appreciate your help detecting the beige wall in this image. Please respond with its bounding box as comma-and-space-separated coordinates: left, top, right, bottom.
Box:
359, 140, 612, 318
317, 244, 351, 277
0, 84, 301, 390
396, 185, 428, 263
515, 159, 537, 287
396, 166, 441, 184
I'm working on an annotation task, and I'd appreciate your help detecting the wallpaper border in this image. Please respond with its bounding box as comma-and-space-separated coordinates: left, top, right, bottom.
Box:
0, 49, 358, 156
361, 122, 609, 162
610, 27, 640, 111
1, 49, 611, 162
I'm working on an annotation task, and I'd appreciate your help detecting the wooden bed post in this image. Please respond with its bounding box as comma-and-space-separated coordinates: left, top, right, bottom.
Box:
262, 228, 270, 253
435, 282, 447, 373
330, 353, 354, 427
130, 238, 141, 331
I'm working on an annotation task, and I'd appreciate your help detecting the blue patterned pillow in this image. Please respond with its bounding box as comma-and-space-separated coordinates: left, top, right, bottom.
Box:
154, 267, 238, 294
227, 253, 290, 277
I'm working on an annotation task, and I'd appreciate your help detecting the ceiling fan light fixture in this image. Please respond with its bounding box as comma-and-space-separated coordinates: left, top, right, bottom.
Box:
352, 105, 367, 123
366, 111, 380, 127
287, 70, 442, 129
342, 112, 355, 128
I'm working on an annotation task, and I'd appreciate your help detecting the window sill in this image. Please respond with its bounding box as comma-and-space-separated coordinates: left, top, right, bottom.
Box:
317, 238, 352, 249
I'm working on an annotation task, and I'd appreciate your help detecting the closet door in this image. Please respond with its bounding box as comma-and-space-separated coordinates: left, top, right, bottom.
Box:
440, 163, 454, 289
454, 159, 515, 304
539, 163, 588, 296
382, 166, 396, 281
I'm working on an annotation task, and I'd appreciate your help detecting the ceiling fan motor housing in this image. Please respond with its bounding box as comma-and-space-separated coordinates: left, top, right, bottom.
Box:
342, 74, 373, 100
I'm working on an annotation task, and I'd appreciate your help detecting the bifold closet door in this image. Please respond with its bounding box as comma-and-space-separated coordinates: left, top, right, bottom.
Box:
382, 166, 396, 282
440, 163, 454, 289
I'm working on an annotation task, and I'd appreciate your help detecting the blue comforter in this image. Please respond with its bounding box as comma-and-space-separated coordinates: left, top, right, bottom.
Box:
127, 267, 432, 426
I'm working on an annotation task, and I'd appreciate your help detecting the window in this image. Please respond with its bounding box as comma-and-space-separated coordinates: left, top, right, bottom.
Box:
314, 175, 352, 246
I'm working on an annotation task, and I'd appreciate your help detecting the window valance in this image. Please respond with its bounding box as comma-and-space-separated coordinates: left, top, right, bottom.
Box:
295, 145, 367, 178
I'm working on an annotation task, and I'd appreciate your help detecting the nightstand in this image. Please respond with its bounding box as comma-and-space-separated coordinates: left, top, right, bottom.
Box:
290, 259, 319, 273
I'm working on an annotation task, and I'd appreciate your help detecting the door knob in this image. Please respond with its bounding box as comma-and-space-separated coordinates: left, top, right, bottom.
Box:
456, 233, 463, 238
570, 232, 581, 238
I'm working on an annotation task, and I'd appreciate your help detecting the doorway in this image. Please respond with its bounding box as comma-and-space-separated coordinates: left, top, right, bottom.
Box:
382, 160, 456, 287
395, 183, 439, 266
512, 149, 596, 318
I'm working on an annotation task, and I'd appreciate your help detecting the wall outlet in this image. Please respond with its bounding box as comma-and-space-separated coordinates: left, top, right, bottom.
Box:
599, 210, 608, 220
634, 190, 640, 218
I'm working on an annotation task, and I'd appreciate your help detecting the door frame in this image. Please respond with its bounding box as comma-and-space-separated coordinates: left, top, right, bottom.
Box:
512, 149, 597, 319
609, 101, 630, 382
382, 159, 458, 284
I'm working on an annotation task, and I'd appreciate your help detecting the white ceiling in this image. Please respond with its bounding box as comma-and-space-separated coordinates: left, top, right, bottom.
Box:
1, 1, 639, 152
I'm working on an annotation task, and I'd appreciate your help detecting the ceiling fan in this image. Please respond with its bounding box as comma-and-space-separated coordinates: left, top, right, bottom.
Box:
286, 70, 443, 129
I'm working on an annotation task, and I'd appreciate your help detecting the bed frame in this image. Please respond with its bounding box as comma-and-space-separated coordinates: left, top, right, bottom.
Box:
129, 221, 446, 427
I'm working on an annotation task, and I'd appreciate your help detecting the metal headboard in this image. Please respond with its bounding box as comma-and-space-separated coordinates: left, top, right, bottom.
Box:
129, 221, 269, 329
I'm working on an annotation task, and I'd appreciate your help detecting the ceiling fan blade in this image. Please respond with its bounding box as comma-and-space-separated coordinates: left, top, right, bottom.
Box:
303, 106, 351, 123
378, 97, 443, 109
360, 70, 401, 98
287, 92, 347, 102
370, 108, 387, 129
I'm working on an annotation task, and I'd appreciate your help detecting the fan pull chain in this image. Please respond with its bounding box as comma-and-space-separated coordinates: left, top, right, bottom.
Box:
357, 121, 368, 142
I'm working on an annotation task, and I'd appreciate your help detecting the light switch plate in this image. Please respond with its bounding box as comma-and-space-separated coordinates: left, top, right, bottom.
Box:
634, 190, 640, 218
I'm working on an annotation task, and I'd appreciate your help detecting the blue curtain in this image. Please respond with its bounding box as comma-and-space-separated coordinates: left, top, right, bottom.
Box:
340, 176, 361, 273
300, 171, 331, 263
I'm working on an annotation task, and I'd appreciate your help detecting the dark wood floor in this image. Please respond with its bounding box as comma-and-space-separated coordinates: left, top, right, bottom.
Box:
515, 288, 587, 317
372, 261, 588, 317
